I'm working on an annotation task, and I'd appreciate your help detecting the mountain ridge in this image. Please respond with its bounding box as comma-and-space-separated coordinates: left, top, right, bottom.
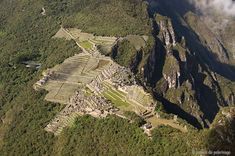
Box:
0, 0, 234, 155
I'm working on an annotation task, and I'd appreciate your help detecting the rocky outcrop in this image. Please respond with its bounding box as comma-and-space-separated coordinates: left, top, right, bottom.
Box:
156, 14, 177, 50
140, 12, 235, 128
162, 54, 180, 89
107, 4, 235, 129
184, 12, 229, 63
155, 15, 181, 89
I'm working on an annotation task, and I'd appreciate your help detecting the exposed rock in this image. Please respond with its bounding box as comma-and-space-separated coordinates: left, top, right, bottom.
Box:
138, 11, 235, 128
184, 12, 229, 63
156, 14, 177, 50
163, 54, 181, 89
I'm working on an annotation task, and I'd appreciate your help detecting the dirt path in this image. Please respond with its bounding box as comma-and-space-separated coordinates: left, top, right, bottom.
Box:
147, 116, 188, 133
61, 27, 90, 54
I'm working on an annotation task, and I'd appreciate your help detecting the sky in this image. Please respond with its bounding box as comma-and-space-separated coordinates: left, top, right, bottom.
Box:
189, 0, 235, 16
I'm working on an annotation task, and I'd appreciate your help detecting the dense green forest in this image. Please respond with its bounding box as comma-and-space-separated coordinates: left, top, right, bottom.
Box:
48, 0, 151, 36
0, 0, 234, 155
52, 116, 197, 156
59, 0, 151, 36
113, 40, 137, 67
0, 0, 80, 155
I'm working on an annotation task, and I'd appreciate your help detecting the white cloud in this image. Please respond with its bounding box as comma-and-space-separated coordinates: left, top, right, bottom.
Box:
189, 0, 235, 16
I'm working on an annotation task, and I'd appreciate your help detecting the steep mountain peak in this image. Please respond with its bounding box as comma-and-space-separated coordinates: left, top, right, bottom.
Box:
184, 11, 230, 63
0, 0, 235, 155
156, 14, 177, 49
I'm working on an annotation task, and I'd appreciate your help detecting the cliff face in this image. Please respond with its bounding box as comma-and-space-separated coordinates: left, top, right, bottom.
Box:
111, 0, 235, 129
221, 21, 235, 64
184, 12, 229, 63
141, 13, 235, 128
142, 15, 203, 127
156, 15, 180, 89
193, 5, 235, 65
157, 15, 176, 48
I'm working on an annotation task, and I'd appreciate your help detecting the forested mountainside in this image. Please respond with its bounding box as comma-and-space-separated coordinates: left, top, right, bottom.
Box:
0, 0, 234, 155
111, 0, 235, 129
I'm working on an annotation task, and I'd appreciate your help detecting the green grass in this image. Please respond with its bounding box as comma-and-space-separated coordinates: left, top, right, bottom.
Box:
115, 89, 127, 97
79, 41, 93, 50
126, 35, 146, 50
102, 82, 131, 108
103, 90, 129, 107
103, 82, 126, 96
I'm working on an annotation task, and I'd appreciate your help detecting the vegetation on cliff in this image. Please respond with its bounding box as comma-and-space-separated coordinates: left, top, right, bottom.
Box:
0, 0, 234, 155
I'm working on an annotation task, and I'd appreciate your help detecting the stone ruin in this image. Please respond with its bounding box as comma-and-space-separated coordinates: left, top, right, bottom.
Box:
38, 28, 160, 135
45, 89, 119, 135
34, 70, 54, 88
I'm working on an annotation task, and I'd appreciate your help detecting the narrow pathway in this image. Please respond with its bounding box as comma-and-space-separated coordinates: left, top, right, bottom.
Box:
147, 117, 188, 133
60, 27, 90, 54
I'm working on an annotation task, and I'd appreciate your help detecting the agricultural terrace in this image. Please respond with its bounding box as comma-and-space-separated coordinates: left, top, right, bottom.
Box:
53, 27, 117, 53
34, 27, 188, 135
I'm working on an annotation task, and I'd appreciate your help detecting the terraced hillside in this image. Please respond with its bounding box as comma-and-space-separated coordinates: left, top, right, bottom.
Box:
34, 28, 188, 135
2, 0, 234, 155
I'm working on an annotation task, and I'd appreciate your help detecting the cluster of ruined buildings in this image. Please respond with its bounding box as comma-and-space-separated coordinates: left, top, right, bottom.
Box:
38, 27, 162, 135
112, 68, 136, 87
88, 66, 136, 94
69, 90, 119, 117
45, 89, 120, 134
43, 59, 157, 134
34, 70, 54, 88
87, 62, 122, 93
42, 57, 135, 134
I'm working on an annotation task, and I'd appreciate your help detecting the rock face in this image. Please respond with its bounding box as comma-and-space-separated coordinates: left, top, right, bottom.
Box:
138, 13, 234, 128
192, 4, 235, 65
146, 15, 204, 127
155, 15, 180, 89
162, 54, 180, 89
156, 15, 177, 49
110, 1, 235, 129
184, 12, 229, 63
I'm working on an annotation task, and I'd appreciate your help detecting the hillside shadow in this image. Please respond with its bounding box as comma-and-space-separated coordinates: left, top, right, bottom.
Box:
144, 38, 166, 87
153, 91, 203, 129
146, 0, 234, 128
148, 0, 235, 81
